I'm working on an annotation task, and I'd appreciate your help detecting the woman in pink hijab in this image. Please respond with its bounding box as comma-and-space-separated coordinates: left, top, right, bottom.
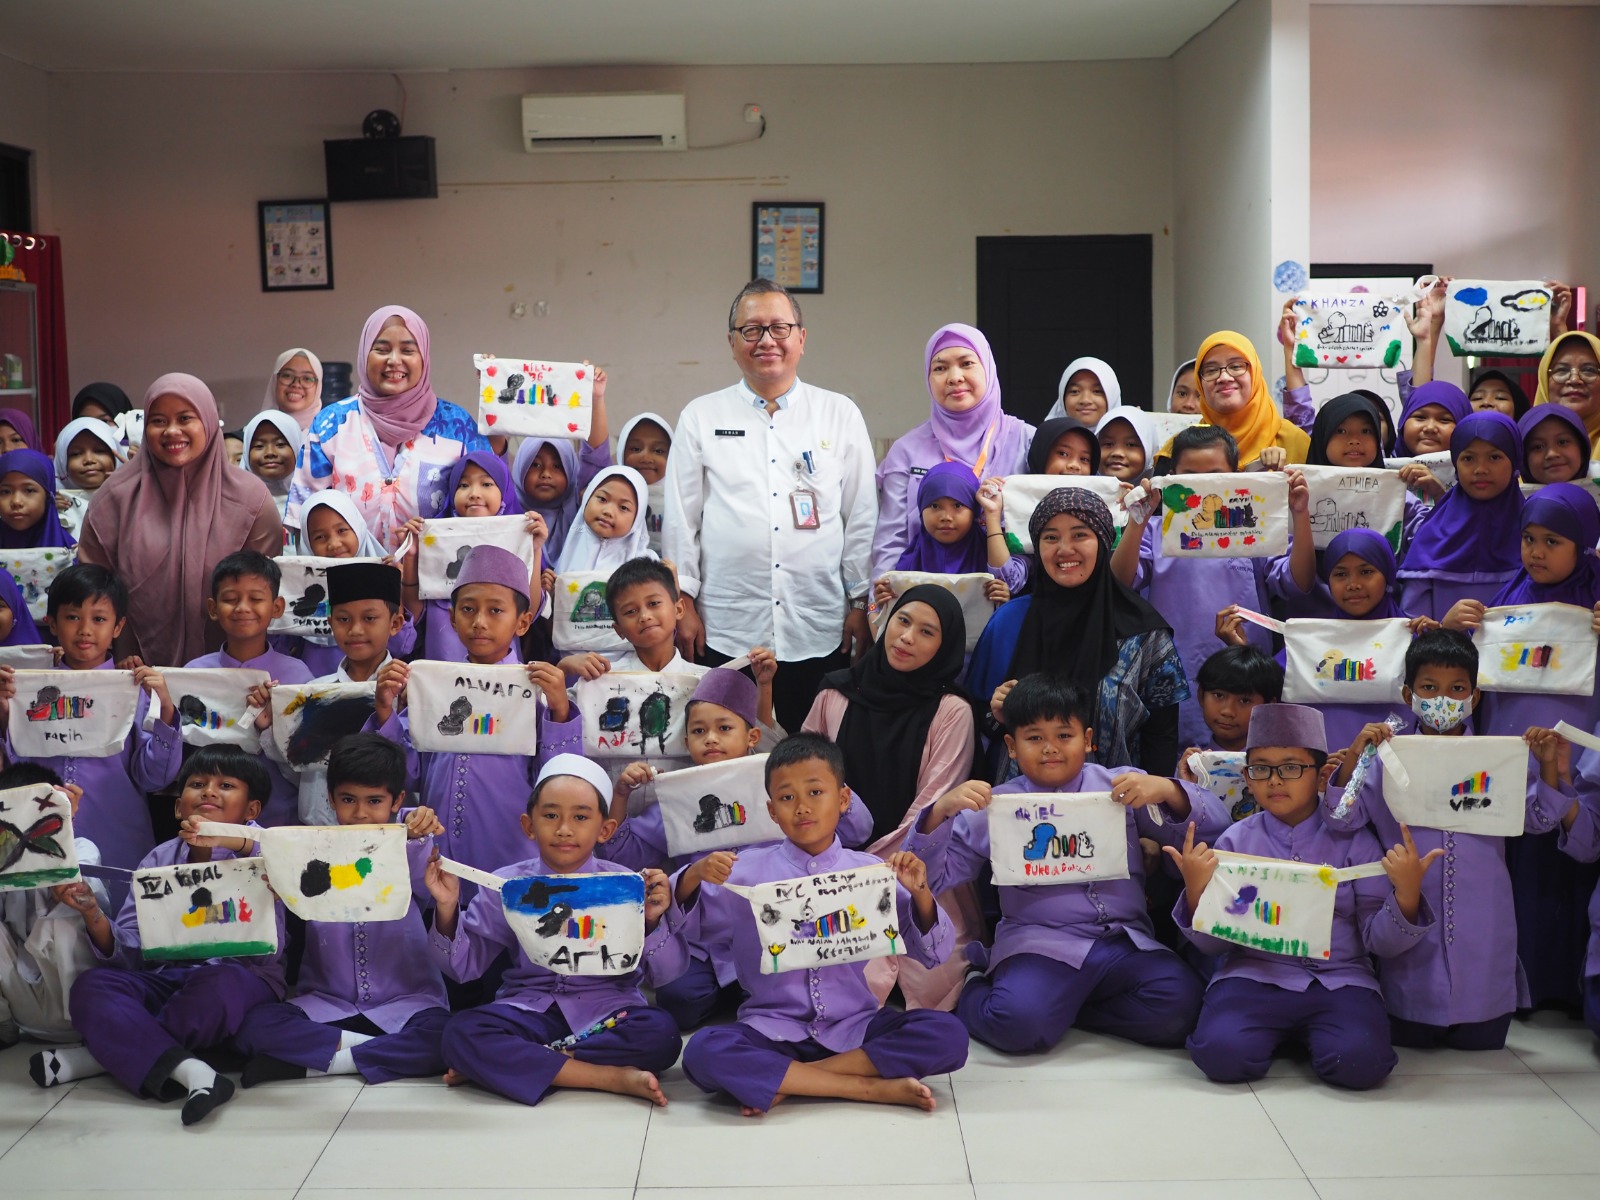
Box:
79, 373, 283, 666
285, 305, 486, 552
872, 322, 1033, 583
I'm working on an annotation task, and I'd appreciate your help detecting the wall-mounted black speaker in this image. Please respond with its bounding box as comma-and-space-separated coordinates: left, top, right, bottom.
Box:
323, 136, 437, 202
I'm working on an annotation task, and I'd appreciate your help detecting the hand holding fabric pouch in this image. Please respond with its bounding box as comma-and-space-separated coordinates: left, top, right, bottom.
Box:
473, 354, 594, 440
437, 857, 645, 976
725, 862, 903, 974
132, 856, 277, 961
1376, 735, 1530, 836
868, 571, 995, 652
1443, 280, 1554, 358
1159, 473, 1289, 558
7, 669, 138, 759
999, 474, 1127, 554
653, 754, 782, 857
197, 821, 410, 922
1472, 603, 1598, 697
1282, 617, 1410, 704
0, 784, 79, 890
985, 792, 1130, 886
143, 667, 271, 750
1192, 851, 1387, 960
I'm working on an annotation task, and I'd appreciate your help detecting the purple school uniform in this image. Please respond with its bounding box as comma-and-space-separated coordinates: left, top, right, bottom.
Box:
603, 771, 876, 1030
184, 646, 315, 828
906, 764, 1225, 1052
1327, 732, 1573, 1032
372, 656, 582, 875
69, 833, 286, 1096
1554, 765, 1600, 1034
673, 837, 969, 1111
272, 609, 416, 677
6, 660, 183, 911
1132, 522, 1273, 748
1176, 806, 1433, 1088
431, 850, 682, 1105
235, 833, 449, 1083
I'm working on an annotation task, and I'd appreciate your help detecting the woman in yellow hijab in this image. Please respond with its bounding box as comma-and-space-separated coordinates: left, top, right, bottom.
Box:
1533, 330, 1600, 455
1191, 330, 1309, 467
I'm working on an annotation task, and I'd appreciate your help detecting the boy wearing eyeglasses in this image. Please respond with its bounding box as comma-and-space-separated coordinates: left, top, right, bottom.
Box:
1167, 702, 1438, 1089
1323, 630, 1580, 1053
904, 673, 1228, 1056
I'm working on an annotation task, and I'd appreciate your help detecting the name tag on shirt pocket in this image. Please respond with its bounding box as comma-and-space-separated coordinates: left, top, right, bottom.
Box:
714, 428, 747, 438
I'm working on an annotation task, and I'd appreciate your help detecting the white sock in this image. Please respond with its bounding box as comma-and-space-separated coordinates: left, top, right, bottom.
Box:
314, 1030, 374, 1077
29, 1044, 104, 1087
168, 1056, 218, 1095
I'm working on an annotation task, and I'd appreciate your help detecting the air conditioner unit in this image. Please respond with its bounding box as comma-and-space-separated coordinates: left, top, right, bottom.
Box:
521, 92, 687, 153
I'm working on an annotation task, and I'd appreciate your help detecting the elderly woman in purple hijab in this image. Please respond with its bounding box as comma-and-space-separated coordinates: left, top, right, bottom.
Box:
872, 324, 1032, 584
286, 305, 488, 553
1396, 410, 1525, 622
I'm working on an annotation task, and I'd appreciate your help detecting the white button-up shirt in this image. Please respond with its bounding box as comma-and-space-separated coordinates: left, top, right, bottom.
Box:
664, 379, 877, 662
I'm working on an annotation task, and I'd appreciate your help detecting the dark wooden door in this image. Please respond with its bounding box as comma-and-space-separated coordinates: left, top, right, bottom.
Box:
977, 234, 1153, 425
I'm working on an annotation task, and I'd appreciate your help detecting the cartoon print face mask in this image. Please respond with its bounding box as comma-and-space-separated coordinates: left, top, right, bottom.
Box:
1410, 693, 1470, 733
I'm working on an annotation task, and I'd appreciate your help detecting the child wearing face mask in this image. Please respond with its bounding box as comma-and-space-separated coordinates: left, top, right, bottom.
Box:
52, 418, 126, 540
1330, 631, 1578, 1050
1396, 411, 1524, 623
1440, 483, 1600, 1012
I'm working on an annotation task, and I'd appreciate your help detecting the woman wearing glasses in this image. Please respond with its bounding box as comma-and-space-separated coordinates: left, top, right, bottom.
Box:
1187, 331, 1309, 469
1533, 330, 1600, 455
263, 348, 323, 430
286, 305, 487, 552
871, 323, 1032, 586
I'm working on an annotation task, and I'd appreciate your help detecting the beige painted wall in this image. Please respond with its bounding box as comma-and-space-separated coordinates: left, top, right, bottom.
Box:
39, 61, 1176, 435
1311, 4, 1600, 303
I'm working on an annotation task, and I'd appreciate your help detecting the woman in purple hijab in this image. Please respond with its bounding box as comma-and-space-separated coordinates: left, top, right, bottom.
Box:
1397, 410, 1524, 621
872, 324, 1033, 583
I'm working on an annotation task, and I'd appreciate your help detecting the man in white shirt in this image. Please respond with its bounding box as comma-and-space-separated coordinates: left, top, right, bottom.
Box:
664, 279, 877, 733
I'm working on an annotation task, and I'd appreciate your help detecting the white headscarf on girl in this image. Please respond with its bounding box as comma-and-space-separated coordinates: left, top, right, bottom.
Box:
297, 489, 387, 559
555, 464, 655, 574
1044, 356, 1123, 422
616, 411, 675, 554
264, 348, 325, 430
1093, 407, 1158, 477
53, 416, 126, 485
240, 410, 306, 498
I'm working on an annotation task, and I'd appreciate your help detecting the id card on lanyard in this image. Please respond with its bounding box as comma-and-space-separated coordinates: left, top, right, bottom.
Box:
791, 449, 819, 530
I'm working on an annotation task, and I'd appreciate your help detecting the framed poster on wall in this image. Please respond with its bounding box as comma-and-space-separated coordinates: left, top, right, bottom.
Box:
752, 202, 824, 294
259, 200, 333, 292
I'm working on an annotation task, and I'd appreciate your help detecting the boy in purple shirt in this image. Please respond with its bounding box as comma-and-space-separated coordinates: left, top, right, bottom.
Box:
186, 550, 314, 827
37, 746, 285, 1124
370, 545, 582, 874
423, 753, 682, 1106
0, 565, 183, 912
675, 733, 968, 1115
1170, 703, 1439, 1089
236, 734, 451, 1086
1330, 631, 1579, 1049
906, 675, 1227, 1054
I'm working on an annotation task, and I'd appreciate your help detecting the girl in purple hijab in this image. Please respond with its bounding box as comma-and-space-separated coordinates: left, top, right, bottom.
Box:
1397, 410, 1524, 621
407, 450, 549, 663
0, 569, 42, 646
512, 436, 610, 564
1518, 403, 1593, 485
1452, 481, 1600, 1013
872, 323, 1033, 582
0, 408, 42, 454
0, 448, 75, 549
876, 461, 1025, 613
1394, 381, 1474, 507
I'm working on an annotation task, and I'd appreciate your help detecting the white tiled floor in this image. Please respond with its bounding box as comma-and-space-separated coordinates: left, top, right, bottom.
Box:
2, 1010, 1597, 1198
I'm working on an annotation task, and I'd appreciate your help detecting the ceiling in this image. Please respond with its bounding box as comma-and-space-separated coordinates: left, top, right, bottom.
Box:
0, 0, 1236, 71
3, 0, 1593, 73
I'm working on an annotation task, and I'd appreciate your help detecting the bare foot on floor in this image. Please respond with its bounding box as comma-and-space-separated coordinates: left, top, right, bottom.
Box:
613, 1069, 667, 1106
741, 1093, 786, 1117
442, 1068, 469, 1087
863, 1077, 936, 1110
